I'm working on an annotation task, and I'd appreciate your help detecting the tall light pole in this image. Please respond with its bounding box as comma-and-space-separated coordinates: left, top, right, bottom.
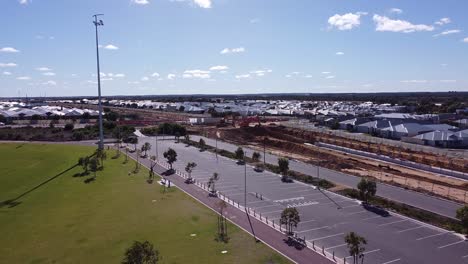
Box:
93, 14, 104, 150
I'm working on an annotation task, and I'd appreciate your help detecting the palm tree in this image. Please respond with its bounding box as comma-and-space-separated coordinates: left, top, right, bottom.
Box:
122, 240, 160, 264
345, 232, 367, 264
141, 142, 151, 157
357, 178, 377, 204
235, 147, 245, 162
208, 172, 220, 195
456, 205, 468, 235
88, 157, 99, 178
78, 156, 90, 175
163, 148, 177, 170
252, 151, 261, 162
185, 162, 197, 181
280, 207, 300, 235
278, 157, 290, 182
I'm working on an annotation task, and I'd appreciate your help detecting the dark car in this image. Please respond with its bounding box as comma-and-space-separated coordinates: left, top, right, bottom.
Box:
363, 203, 390, 217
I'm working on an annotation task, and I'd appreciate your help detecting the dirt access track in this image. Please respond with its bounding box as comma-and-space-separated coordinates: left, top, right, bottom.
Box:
194, 125, 468, 204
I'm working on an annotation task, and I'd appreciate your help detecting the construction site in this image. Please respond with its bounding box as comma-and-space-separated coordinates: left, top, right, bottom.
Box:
192, 124, 468, 204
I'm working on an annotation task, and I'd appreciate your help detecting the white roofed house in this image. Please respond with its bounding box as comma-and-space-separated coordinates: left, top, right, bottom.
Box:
411, 130, 468, 148
380, 123, 433, 139
355, 120, 399, 136
338, 118, 371, 131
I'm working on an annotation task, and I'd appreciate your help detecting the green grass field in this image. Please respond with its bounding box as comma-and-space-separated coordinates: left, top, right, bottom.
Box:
0, 143, 290, 264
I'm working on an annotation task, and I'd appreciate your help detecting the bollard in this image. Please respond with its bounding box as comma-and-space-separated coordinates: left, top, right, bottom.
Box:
254, 210, 256, 217
256, 193, 258, 198
272, 220, 275, 228
312, 241, 315, 250
322, 246, 324, 255
343, 257, 346, 264
261, 194, 263, 200
332, 251, 335, 260
280, 224, 282, 232
266, 216, 268, 222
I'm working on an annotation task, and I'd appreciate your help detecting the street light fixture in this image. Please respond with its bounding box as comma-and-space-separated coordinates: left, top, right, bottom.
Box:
93, 14, 104, 150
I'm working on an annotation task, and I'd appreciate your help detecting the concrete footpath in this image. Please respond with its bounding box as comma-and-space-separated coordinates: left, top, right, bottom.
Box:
127, 150, 333, 264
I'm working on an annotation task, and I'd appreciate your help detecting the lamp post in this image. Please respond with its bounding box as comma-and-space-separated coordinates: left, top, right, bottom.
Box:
93, 14, 104, 150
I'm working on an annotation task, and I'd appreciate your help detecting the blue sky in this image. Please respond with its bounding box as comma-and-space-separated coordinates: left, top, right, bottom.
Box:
1, 0, 468, 97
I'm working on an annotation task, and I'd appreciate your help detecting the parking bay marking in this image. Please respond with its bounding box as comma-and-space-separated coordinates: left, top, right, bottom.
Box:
397, 226, 424, 233
378, 219, 407, 227
416, 231, 451, 241
438, 240, 465, 249
310, 232, 344, 241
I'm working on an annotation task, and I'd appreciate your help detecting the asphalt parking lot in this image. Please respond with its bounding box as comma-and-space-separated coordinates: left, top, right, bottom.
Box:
139, 136, 468, 264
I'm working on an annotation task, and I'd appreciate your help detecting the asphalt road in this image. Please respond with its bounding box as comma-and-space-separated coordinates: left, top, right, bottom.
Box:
138, 136, 468, 264
189, 135, 463, 219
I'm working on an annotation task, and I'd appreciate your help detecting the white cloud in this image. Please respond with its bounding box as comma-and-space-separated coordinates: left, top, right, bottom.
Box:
326, 75, 335, 79
114, 73, 125, 78
36, 67, 52, 71
209, 65, 229, 71
128, 81, 140, 84
0, 47, 20, 53
304, 74, 313, 78
328, 12, 367, 31
151, 72, 160, 77
18, 0, 29, 4
171, 0, 211, 8
43, 80, 57, 86
433, 29, 461, 37
321, 71, 331, 74
220, 47, 245, 54
183, 69, 211, 79
336, 51, 344, 55
235, 74, 250, 79
103, 44, 119, 50
389, 8, 403, 15
132, 0, 149, 5
0, 63, 17, 67
3, 71, 12, 75
250, 69, 272, 77
373, 15, 434, 33
141, 76, 149, 81
43, 72, 55, 76
439, 80, 456, 83
463, 37, 468, 43
435, 18, 451, 26
167, 74, 176, 80
16, 76, 31, 80
102, 78, 113, 81
193, 0, 211, 8
401, 80, 427, 83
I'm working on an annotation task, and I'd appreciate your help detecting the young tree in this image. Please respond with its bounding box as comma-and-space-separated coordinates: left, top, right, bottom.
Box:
122, 240, 160, 264
278, 157, 290, 182
252, 151, 261, 162
357, 178, 377, 204
235, 147, 245, 161
135, 150, 142, 172
456, 206, 468, 234
88, 157, 99, 178
345, 232, 367, 264
199, 138, 206, 151
141, 142, 151, 157
217, 200, 228, 242
95, 149, 107, 169
163, 148, 177, 170
78, 156, 90, 175
185, 162, 197, 180
280, 207, 300, 235
149, 155, 157, 181
208, 172, 220, 195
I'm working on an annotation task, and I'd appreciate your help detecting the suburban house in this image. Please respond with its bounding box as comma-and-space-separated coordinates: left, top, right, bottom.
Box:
409, 130, 468, 148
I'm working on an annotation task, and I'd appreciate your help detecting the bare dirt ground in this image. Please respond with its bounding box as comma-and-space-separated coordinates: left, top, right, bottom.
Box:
194, 125, 468, 203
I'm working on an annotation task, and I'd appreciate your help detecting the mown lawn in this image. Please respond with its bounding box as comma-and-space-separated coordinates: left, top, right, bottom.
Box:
0, 143, 290, 264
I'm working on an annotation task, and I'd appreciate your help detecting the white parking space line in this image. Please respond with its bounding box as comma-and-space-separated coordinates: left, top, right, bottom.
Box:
261, 209, 284, 215
299, 219, 316, 225
254, 204, 281, 209
325, 243, 347, 250
416, 231, 451, 241
462, 254, 468, 258
438, 240, 465, 249
378, 219, 407, 227
381, 258, 401, 264
397, 226, 424, 233
297, 226, 330, 233
310, 232, 344, 241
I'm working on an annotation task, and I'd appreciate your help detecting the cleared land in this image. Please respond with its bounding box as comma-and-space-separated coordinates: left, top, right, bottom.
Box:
0, 143, 289, 264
